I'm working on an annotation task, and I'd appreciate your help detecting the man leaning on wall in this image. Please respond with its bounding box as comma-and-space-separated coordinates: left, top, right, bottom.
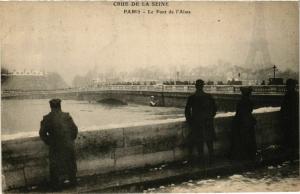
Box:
39, 99, 78, 191
280, 79, 299, 162
185, 79, 217, 165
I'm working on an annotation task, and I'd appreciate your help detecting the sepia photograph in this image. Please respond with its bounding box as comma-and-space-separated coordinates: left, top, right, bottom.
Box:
1, 1, 299, 193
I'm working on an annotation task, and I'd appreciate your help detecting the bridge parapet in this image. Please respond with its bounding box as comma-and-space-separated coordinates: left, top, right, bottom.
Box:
76, 85, 290, 94
1, 85, 292, 95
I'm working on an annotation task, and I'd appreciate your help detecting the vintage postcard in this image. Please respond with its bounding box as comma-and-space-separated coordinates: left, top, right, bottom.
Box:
1, 1, 299, 193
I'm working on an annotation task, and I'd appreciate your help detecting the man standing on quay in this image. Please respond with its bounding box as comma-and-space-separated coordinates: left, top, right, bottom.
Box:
185, 79, 217, 165
280, 79, 299, 162
40, 99, 78, 190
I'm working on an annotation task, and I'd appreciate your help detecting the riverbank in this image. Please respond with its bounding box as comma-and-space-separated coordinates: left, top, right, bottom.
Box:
7, 152, 299, 193
148, 160, 299, 193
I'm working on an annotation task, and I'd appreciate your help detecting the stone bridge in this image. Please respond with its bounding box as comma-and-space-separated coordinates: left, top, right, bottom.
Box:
1, 85, 289, 111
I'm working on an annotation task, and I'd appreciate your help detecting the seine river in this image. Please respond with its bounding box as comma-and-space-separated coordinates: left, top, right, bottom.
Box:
1, 99, 184, 138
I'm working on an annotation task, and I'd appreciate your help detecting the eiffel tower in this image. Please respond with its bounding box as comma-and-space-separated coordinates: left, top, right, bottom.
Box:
245, 2, 272, 70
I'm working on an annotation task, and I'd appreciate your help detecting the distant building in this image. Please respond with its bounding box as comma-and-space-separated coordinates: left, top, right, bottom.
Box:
227, 78, 242, 85
2, 69, 69, 90
3, 69, 47, 77
241, 79, 259, 86
12, 69, 47, 76
268, 78, 284, 85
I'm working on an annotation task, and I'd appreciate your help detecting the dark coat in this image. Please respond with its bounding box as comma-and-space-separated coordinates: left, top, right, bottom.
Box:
40, 110, 78, 178
231, 97, 257, 160
280, 90, 299, 150
185, 91, 217, 142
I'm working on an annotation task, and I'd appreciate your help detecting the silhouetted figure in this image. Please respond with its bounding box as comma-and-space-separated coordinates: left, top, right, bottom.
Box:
280, 79, 299, 161
185, 79, 217, 165
231, 87, 257, 161
40, 99, 78, 190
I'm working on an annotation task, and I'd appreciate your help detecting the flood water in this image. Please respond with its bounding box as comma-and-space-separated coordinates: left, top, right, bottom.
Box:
1, 99, 280, 140
1, 99, 184, 138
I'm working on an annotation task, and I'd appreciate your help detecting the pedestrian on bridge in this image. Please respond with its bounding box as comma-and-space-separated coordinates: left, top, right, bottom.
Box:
185, 79, 217, 165
40, 99, 78, 191
280, 79, 299, 162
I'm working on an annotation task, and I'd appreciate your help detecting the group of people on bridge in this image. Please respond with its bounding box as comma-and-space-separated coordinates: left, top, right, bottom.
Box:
39, 78, 299, 191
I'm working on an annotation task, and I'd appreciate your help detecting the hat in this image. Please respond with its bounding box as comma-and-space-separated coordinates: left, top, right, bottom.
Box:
240, 87, 252, 96
286, 79, 297, 87
49, 99, 61, 109
195, 79, 205, 87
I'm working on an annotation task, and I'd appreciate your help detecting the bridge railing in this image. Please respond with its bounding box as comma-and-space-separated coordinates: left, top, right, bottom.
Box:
2, 85, 296, 97
76, 85, 290, 94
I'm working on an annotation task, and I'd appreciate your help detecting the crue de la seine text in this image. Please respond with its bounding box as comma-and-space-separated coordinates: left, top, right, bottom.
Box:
113, 1, 191, 15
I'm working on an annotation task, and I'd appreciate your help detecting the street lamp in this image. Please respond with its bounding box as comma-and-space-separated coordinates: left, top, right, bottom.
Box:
272, 65, 278, 79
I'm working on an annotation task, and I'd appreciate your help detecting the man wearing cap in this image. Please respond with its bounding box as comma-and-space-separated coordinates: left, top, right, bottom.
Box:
185, 79, 217, 165
40, 99, 78, 190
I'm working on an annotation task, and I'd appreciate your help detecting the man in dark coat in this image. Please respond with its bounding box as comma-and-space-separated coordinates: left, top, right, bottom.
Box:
280, 79, 299, 161
231, 87, 257, 161
40, 99, 78, 190
185, 79, 217, 164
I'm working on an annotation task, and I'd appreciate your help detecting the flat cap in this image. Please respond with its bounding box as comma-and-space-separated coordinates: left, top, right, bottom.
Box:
195, 79, 205, 86
286, 79, 297, 87
49, 98, 61, 108
240, 86, 252, 95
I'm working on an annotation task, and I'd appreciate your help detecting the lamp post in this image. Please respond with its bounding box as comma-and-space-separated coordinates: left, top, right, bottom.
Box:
272, 65, 277, 79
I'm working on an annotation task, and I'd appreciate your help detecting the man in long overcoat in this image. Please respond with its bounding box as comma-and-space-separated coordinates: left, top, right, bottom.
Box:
231, 87, 257, 161
40, 99, 78, 190
280, 79, 299, 161
185, 79, 217, 164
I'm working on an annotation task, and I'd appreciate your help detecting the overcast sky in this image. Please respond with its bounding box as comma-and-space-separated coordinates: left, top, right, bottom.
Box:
0, 1, 298, 84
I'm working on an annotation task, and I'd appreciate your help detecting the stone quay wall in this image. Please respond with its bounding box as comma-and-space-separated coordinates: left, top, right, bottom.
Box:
2, 111, 282, 190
